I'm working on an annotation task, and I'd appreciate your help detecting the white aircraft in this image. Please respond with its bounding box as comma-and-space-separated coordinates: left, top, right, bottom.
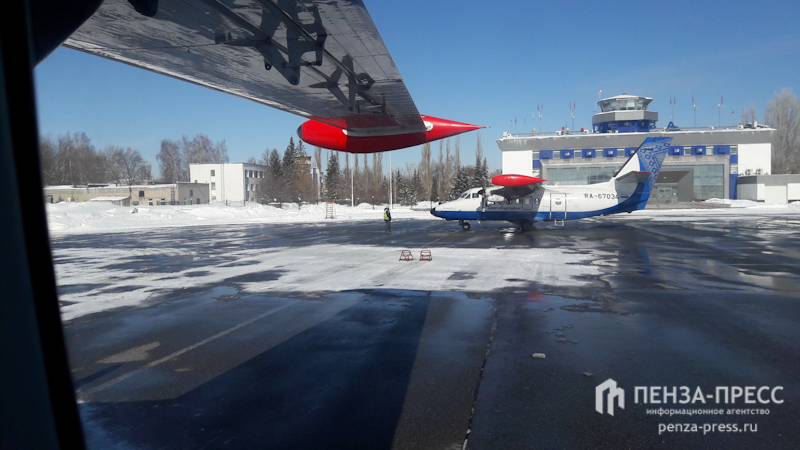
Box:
431, 137, 673, 231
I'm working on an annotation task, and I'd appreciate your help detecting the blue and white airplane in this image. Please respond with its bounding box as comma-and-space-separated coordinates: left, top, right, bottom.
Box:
431, 136, 673, 231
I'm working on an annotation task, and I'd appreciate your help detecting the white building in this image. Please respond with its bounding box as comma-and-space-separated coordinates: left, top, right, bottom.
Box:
737, 175, 800, 204
190, 163, 267, 203
497, 94, 775, 203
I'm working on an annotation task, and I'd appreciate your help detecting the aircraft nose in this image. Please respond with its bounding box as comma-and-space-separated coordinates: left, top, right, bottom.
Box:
429, 207, 436, 216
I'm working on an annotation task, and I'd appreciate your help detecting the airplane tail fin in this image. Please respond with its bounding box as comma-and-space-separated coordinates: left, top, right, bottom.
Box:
613, 136, 672, 208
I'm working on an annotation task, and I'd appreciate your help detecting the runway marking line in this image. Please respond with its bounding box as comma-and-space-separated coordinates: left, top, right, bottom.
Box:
78, 301, 296, 399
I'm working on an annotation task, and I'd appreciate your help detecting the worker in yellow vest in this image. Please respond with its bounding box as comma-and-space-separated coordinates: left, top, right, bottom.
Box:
384, 206, 392, 233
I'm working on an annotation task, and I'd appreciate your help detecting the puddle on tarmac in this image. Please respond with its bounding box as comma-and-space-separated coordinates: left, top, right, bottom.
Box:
524, 293, 629, 315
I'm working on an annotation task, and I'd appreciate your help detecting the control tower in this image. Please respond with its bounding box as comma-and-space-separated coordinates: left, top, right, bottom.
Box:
592, 94, 658, 133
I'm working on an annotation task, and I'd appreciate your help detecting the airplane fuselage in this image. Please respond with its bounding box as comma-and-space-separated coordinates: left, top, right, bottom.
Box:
432, 136, 672, 230
433, 178, 647, 225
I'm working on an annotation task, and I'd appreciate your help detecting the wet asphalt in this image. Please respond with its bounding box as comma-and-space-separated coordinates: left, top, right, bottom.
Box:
53, 214, 800, 449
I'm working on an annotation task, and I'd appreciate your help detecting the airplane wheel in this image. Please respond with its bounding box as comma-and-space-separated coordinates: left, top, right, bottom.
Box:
521, 220, 533, 232
461, 222, 471, 231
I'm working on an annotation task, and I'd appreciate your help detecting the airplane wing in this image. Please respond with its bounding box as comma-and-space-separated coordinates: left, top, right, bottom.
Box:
64, 0, 425, 134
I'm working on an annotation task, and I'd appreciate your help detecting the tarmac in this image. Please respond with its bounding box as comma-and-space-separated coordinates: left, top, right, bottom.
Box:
54, 213, 800, 449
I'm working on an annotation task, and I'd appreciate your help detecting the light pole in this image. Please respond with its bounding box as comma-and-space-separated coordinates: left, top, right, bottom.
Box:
569, 101, 575, 131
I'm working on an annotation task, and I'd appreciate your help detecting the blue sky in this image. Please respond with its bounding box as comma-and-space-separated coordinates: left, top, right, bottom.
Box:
34, 0, 800, 177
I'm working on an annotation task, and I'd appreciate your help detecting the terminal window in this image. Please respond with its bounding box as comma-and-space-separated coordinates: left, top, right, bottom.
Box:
544, 166, 620, 185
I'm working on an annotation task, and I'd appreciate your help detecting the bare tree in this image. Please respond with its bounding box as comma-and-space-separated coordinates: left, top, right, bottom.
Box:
475, 132, 483, 164
420, 142, 432, 201
55, 132, 105, 185
181, 134, 229, 176
314, 146, 322, 171
259, 147, 272, 166
765, 89, 800, 174
452, 137, 459, 169
156, 139, 184, 182
740, 103, 759, 126
38, 134, 59, 185
373, 152, 383, 179
138, 161, 152, 182
104, 146, 149, 185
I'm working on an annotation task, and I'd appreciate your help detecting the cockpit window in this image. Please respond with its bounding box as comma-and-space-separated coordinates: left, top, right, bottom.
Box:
472, 193, 479, 198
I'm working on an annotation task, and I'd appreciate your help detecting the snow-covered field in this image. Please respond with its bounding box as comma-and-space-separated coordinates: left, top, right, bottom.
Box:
48, 200, 800, 322
46, 201, 437, 234
46, 200, 800, 235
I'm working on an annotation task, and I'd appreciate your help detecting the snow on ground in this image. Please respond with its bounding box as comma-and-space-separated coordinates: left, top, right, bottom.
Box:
47, 200, 800, 235
615, 200, 800, 222
46, 201, 438, 235
49, 199, 800, 321
54, 243, 599, 322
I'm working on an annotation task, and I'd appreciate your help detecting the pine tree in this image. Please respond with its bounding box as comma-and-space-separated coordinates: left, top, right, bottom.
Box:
269, 148, 283, 200
411, 169, 424, 204
451, 167, 472, 199
396, 172, 417, 206
472, 154, 489, 187
325, 152, 341, 201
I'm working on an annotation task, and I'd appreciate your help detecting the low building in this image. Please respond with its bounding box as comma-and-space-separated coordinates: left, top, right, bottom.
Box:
497, 94, 775, 204
737, 175, 800, 204
189, 163, 266, 203
89, 196, 131, 206
44, 182, 209, 205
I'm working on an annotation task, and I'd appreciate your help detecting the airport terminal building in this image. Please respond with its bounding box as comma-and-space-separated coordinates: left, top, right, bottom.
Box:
497, 95, 775, 204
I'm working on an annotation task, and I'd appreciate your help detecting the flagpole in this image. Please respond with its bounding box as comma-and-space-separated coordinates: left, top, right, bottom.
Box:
350, 153, 354, 207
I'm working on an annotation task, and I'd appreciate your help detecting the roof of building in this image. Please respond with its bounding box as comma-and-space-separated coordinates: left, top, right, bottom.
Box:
497, 126, 775, 152
89, 196, 130, 202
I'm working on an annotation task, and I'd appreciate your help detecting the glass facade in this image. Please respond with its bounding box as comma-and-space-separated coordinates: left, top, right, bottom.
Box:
686, 164, 724, 200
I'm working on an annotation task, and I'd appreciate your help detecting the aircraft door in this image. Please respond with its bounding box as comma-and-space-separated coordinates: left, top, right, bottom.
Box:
550, 193, 566, 220
523, 196, 533, 210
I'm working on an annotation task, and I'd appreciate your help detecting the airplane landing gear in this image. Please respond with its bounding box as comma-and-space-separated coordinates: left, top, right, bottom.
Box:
520, 220, 534, 232
458, 220, 471, 231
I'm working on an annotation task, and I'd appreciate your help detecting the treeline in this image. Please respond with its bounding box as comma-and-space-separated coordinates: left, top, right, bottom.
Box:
156, 134, 229, 182
254, 138, 317, 203
390, 133, 492, 206
318, 133, 493, 206
755, 89, 800, 174
38, 130, 496, 206
39, 132, 230, 186
323, 151, 388, 204
39, 132, 152, 186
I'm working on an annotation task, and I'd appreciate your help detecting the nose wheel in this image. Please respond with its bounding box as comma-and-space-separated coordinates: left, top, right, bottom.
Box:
520, 220, 534, 232
458, 220, 471, 231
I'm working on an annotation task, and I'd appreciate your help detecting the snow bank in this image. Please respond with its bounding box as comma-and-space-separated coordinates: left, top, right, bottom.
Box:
46, 202, 435, 235
46, 199, 800, 235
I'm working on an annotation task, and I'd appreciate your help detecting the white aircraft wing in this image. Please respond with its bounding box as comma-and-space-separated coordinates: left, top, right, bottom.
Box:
64, 0, 425, 134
